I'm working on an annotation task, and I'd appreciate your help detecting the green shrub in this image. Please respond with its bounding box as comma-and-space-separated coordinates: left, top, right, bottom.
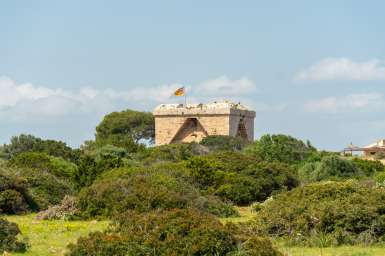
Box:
1, 134, 77, 162
200, 135, 249, 152
0, 218, 27, 253
0, 169, 32, 213
0, 190, 27, 214
375, 171, 385, 185
298, 155, 362, 183
136, 143, 209, 165
254, 181, 385, 246
77, 166, 237, 218
67, 209, 236, 256
15, 168, 74, 210
351, 158, 385, 176
186, 156, 225, 189
229, 236, 283, 256
86, 144, 129, 159
244, 134, 316, 164
72, 154, 124, 189
203, 151, 260, 172
9, 152, 77, 179
186, 156, 298, 205
1, 165, 74, 212
68, 209, 283, 256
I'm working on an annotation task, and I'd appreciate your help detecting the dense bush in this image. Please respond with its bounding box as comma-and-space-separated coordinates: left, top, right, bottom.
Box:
254, 181, 385, 246
19, 168, 74, 210
0, 190, 27, 214
298, 155, 362, 183
86, 144, 129, 159
0, 218, 27, 253
67, 209, 283, 256
77, 166, 237, 218
203, 151, 260, 173
186, 155, 298, 205
0, 169, 32, 213
2, 166, 74, 211
351, 158, 385, 176
2, 159, 75, 212
200, 135, 249, 152
1, 134, 77, 162
135, 143, 209, 165
68, 209, 236, 256
244, 134, 316, 164
9, 152, 77, 179
72, 154, 125, 189
228, 236, 283, 256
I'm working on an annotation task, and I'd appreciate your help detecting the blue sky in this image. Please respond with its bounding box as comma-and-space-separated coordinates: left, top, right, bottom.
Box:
1, 0, 385, 150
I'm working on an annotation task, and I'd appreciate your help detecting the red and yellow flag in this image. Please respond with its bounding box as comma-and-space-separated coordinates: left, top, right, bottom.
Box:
173, 87, 185, 96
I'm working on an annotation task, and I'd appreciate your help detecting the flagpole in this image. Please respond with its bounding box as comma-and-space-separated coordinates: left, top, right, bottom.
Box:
184, 92, 187, 107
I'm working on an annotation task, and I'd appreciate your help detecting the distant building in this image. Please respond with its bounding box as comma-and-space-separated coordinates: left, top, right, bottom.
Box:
362, 139, 385, 158
153, 101, 256, 146
342, 139, 385, 160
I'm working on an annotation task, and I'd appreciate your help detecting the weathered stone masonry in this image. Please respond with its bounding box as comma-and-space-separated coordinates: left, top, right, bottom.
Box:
153, 101, 256, 146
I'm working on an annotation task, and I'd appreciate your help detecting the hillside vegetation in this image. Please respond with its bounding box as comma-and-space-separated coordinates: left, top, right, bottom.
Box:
1, 109, 385, 255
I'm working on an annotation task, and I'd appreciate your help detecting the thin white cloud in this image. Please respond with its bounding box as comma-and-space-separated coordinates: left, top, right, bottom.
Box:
0, 75, 257, 119
194, 76, 256, 96
304, 93, 384, 112
295, 58, 385, 81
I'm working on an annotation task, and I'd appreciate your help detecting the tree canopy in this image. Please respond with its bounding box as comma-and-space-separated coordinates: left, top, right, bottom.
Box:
244, 134, 316, 164
94, 109, 155, 150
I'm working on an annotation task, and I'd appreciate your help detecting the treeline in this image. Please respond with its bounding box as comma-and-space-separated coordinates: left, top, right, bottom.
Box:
1, 109, 385, 255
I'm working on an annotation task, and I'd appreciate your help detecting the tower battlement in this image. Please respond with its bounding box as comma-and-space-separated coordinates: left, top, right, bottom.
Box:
153, 101, 255, 145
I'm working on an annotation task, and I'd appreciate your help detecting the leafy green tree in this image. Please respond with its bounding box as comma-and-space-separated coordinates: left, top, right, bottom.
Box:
1, 134, 77, 161
73, 153, 124, 189
244, 134, 316, 164
95, 109, 154, 151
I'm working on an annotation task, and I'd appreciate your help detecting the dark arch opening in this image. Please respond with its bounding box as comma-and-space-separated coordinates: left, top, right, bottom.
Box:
170, 117, 208, 143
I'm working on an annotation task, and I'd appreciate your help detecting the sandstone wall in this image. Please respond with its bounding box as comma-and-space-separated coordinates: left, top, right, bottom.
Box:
155, 115, 230, 145
153, 103, 256, 146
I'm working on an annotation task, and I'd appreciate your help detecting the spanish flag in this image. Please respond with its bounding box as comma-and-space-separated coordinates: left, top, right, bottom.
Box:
173, 87, 185, 96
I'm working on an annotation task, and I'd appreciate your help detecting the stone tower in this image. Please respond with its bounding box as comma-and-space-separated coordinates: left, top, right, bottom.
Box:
153, 101, 255, 146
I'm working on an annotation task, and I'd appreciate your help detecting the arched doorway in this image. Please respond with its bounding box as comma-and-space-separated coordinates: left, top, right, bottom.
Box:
170, 118, 208, 143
